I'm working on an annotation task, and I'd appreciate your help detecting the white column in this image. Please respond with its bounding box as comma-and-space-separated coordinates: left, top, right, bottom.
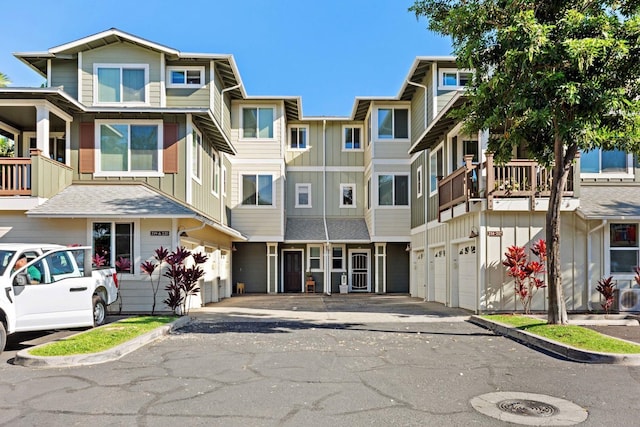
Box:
35, 105, 50, 158
65, 120, 71, 166
267, 243, 278, 294
375, 243, 386, 293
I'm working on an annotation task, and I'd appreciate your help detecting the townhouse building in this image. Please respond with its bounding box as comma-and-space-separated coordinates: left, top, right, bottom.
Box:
1, 29, 636, 314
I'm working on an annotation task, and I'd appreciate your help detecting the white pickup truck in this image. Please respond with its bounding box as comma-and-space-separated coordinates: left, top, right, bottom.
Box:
0, 244, 119, 353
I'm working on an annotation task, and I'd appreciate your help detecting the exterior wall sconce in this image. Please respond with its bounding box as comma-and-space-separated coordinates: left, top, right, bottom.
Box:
405, 244, 411, 252
469, 226, 479, 238
232, 244, 237, 252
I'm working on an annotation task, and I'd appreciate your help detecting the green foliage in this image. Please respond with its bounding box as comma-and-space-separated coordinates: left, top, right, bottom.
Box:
0, 136, 14, 157
28, 316, 176, 356
0, 72, 9, 87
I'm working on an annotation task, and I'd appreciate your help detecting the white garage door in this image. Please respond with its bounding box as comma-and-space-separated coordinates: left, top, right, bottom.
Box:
433, 248, 447, 304
457, 244, 477, 311
414, 250, 426, 299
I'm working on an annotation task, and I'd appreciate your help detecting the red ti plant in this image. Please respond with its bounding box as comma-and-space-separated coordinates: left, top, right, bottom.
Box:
162, 247, 207, 316
595, 276, 616, 315
503, 239, 547, 314
140, 246, 169, 315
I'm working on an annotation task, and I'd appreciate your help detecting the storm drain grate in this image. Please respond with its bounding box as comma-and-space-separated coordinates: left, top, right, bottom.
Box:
497, 399, 559, 417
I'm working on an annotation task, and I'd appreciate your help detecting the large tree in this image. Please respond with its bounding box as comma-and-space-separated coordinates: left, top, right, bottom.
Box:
410, 0, 640, 323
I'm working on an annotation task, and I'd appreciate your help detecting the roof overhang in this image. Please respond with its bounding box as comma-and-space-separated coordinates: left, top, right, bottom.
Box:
409, 91, 467, 154
246, 96, 302, 121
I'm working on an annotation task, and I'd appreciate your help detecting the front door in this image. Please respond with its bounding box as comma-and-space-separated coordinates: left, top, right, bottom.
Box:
349, 250, 370, 292
283, 251, 302, 293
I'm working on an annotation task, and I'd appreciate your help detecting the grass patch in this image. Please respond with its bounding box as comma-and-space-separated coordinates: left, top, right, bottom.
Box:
483, 314, 640, 354
29, 316, 177, 357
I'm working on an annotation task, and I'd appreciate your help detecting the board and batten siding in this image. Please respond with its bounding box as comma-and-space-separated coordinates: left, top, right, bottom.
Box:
372, 209, 411, 238
81, 43, 162, 107
190, 141, 222, 223
326, 171, 364, 216
411, 153, 427, 228
0, 213, 86, 244
50, 59, 78, 99
165, 61, 211, 108
410, 72, 430, 141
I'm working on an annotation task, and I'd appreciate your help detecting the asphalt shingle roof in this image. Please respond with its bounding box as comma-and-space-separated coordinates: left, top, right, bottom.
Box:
285, 218, 370, 242
579, 185, 640, 219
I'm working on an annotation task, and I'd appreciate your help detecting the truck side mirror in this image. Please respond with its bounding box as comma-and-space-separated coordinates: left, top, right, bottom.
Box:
14, 273, 28, 287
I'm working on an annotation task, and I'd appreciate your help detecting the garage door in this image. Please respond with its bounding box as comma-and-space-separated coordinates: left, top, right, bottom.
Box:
433, 248, 447, 304
414, 250, 426, 299
457, 244, 477, 311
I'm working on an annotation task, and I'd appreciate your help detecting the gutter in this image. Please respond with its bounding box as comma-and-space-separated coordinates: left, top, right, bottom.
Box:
322, 119, 331, 295
587, 219, 607, 311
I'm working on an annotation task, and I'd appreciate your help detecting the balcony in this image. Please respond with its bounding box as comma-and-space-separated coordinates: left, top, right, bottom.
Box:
0, 152, 73, 201
0, 157, 31, 195
438, 153, 575, 219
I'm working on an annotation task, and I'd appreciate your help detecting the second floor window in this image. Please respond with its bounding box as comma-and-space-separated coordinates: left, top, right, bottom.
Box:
192, 130, 202, 181
96, 64, 147, 104
289, 126, 308, 149
417, 165, 423, 198
167, 66, 204, 88
242, 174, 273, 206
377, 108, 409, 140
296, 183, 311, 207
242, 107, 274, 139
439, 69, 473, 89
378, 175, 408, 206
581, 148, 631, 175
97, 120, 162, 175
340, 184, 355, 207
343, 126, 362, 150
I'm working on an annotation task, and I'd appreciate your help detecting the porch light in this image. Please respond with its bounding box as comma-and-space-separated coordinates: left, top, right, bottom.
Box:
405, 244, 411, 252
469, 227, 479, 238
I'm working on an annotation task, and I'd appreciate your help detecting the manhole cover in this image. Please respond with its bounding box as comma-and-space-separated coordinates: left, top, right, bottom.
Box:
497, 399, 559, 417
471, 392, 588, 426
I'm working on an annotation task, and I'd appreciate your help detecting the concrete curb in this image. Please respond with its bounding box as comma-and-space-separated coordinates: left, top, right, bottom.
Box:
469, 315, 640, 366
14, 316, 192, 368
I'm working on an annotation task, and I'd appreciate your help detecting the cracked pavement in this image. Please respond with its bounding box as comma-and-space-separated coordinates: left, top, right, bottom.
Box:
1, 302, 640, 426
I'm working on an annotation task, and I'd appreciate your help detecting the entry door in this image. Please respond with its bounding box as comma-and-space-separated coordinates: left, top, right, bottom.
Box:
349, 250, 370, 292
283, 251, 302, 293
457, 244, 477, 311
433, 248, 447, 304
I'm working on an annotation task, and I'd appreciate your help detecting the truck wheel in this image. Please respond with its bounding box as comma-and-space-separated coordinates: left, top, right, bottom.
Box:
93, 295, 106, 327
0, 321, 6, 354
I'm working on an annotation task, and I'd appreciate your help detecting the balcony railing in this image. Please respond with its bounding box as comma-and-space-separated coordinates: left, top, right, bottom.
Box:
438, 153, 575, 217
0, 157, 31, 195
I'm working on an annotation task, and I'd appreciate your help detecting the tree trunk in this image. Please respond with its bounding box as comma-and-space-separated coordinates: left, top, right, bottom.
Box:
546, 133, 575, 324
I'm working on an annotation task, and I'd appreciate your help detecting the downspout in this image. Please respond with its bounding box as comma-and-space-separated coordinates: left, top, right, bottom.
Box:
322, 119, 331, 295
587, 219, 607, 311
406, 80, 428, 130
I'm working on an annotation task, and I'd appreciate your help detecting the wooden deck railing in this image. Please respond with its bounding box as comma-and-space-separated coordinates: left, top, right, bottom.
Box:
0, 157, 31, 196
438, 153, 575, 215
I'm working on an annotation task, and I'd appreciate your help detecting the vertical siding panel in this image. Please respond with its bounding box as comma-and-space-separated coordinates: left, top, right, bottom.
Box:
79, 122, 95, 173
163, 123, 179, 173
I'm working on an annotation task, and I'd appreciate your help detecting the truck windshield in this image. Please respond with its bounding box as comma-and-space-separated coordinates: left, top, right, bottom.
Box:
0, 250, 17, 276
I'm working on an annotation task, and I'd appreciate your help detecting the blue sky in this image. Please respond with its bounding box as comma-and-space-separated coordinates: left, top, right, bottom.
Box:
2, 0, 452, 117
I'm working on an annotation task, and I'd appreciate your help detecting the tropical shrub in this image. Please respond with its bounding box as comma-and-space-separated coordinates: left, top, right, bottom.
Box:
595, 276, 616, 315
503, 239, 547, 314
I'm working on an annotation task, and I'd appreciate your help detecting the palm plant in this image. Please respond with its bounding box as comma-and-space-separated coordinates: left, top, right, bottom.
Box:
0, 72, 10, 87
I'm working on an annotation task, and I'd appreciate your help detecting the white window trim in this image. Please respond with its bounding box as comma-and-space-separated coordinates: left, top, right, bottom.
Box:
239, 172, 276, 208
429, 144, 444, 196
211, 149, 220, 197
288, 125, 310, 151
580, 150, 634, 179
93, 63, 150, 106
374, 105, 411, 142
307, 244, 323, 272
376, 173, 410, 208
295, 183, 312, 208
417, 165, 423, 198
222, 166, 227, 197
94, 119, 164, 178
331, 244, 346, 272
339, 183, 356, 208
240, 105, 276, 141
166, 66, 205, 89
192, 128, 202, 184
89, 219, 140, 277
438, 68, 473, 90
342, 125, 364, 151
605, 222, 640, 277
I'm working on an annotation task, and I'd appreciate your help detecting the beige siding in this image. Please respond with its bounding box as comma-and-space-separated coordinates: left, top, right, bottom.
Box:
190, 141, 222, 222
82, 43, 162, 107
50, 59, 78, 99
373, 209, 411, 237
231, 100, 284, 159
0, 213, 86, 244
410, 73, 430, 140
374, 141, 413, 159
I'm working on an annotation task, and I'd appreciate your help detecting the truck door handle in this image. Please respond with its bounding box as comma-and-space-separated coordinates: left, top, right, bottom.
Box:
70, 287, 88, 292
5, 287, 12, 303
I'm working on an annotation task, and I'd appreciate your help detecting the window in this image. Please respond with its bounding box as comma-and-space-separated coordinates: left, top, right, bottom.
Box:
581, 148, 632, 175
92, 222, 133, 273
308, 245, 322, 271
417, 165, 423, 198
242, 174, 273, 206
377, 108, 409, 139
439, 68, 473, 89
96, 120, 162, 176
340, 184, 356, 208
211, 150, 219, 195
95, 64, 148, 104
166, 66, 204, 88
242, 107, 274, 139
430, 146, 444, 195
332, 245, 345, 271
378, 175, 409, 206
367, 178, 371, 209
609, 223, 639, 273
451, 137, 479, 169
343, 126, 362, 150
296, 183, 311, 208
192, 129, 202, 181
288, 126, 308, 149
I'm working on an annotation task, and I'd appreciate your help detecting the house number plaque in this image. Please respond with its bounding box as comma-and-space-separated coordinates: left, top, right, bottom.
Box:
150, 231, 170, 236
487, 230, 503, 237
